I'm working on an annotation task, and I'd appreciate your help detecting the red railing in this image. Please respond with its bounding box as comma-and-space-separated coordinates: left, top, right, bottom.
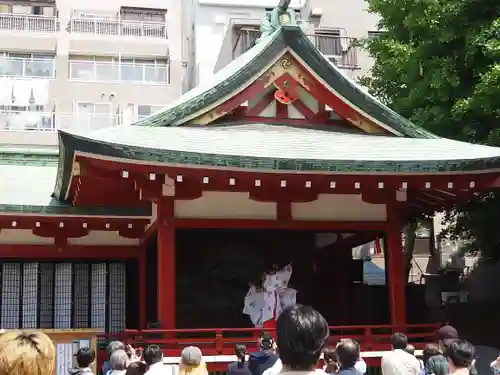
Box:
97, 323, 439, 370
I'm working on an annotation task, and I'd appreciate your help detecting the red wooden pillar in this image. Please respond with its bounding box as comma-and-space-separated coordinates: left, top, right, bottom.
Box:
138, 247, 147, 329
386, 207, 406, 328
156, 200, 176, 329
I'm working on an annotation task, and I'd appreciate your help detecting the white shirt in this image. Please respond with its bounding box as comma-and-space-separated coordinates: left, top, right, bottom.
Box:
262, 360, 325, 375
145, 362, 179, 375
381, 349, 421, 375
355, 360, 367, 374
263, 358, 282, 375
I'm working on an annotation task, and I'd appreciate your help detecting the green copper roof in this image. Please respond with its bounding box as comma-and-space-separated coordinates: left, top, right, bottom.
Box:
57, 123, 500, 175
134, 26, 435, 139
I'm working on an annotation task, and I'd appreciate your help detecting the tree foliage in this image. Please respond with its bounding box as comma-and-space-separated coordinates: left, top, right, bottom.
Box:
361, 0, 500, 260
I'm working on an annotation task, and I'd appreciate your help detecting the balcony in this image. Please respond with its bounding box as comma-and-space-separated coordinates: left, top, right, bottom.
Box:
0, 13, 58, 33
233, 29, 358, 69
0, 57, 55, 78
0, 111, 153, 132
56, 113, 120, 131
0, 111, 54, 132
69, 61, 170, 84
68, 18, 167, 39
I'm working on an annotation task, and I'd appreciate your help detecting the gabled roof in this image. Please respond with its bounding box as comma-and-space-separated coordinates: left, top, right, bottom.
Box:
135, 26, 435, 139
52, 25, 500, 201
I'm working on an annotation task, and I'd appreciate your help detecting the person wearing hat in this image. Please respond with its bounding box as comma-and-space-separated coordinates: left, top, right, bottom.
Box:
179, 346, 207, 375
426, 326, 477, 375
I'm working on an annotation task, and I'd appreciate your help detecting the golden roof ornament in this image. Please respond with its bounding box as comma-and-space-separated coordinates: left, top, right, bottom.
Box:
256, 0, 305, 44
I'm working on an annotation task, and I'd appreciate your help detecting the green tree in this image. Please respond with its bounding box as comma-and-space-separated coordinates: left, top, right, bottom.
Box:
360, 0, 500, 261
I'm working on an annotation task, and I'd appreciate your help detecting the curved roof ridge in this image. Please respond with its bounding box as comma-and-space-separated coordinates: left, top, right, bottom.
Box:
134, 28, 283, 127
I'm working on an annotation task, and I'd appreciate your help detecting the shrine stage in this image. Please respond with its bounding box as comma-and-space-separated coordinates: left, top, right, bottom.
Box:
173, 228, 386, 329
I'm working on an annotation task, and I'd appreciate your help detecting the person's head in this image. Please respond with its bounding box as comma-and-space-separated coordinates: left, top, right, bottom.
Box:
179, 347, 207, 375
276, 304, 329, 371
76, 347, 96, 368
323, 347, 338, 373
126, 361, 147, 375
107, 341, 126, 359
181, 346, 203, 367
234, 344, 247, 363
323, 348, 338, 365
405, 344, 415, 356
110, 349, 129, 371
445, 340, 474, 372
143, 345, 163, 366
437, 325, 459, 351
0, 330, 56, 375
423, 343, 441, 365
259, 332, 274, 351
390, 333, 408, 350
336, 339, 360, 368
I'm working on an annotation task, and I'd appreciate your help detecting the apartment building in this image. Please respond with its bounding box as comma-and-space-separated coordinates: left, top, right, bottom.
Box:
195, 0, 381, 84
0, 0, 190, 146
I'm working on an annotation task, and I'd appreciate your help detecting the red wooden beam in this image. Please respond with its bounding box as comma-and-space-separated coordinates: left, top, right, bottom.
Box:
245, 92, 275, 116
83, 156, 495, 192
0, 244, 140, 259
171, 218, 388, 231
291, 98, 316, 119
276, 100, 288, 118
238, 116, 346, 126
210, 73, 274, 119
140, 219, 158, 246
0, 215, 150, 230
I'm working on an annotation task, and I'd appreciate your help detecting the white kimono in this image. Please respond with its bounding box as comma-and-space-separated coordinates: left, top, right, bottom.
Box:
243, 264, 296, 326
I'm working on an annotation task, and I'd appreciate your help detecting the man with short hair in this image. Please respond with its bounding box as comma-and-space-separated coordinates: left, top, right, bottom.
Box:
426, 325, 477, 375
249, 332, 278, 375
144, 344, 178, 375
70, 347, 96, 375
103, 341, 126, 375
275, 304, 329, 372
447, 340, 475, 375
336, 339, 362, 375
381, 333, 421, 375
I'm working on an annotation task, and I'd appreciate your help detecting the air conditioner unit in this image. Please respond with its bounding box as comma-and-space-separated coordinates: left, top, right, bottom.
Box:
309, 7, 323, 17
324, 55, 341, 65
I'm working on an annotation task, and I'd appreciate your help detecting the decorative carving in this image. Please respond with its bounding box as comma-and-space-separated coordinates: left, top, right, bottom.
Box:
280, 57, 292, 70
256, 0, 305, 43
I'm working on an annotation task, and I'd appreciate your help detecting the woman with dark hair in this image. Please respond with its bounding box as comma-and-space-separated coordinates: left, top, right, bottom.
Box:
228, 344, 251, 375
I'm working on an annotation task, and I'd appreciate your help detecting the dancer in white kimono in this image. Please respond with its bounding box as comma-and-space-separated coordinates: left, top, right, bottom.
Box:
243, 264, 297, 331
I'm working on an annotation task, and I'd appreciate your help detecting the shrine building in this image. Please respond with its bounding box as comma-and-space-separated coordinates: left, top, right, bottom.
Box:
2, 12, 500, 367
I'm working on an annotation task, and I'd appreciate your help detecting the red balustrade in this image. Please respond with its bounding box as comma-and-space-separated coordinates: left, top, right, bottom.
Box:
96, 324, 439, 371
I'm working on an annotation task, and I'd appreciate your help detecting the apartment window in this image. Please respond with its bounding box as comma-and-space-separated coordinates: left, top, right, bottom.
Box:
313, 29, 348, 57
233, 27, 260, 57
75, 103, 115, 130
0, 52, 55, 78
0, 105, 44, 112
120, 58, 169, 84
11, 5, 55, 16
120, 7, 166, 22
69, 56, 169, 84
77, 102, 110, 115
137, 105, 163, 118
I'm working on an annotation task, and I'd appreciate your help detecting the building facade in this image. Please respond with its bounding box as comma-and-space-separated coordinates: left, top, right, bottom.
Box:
0, 0, 191, 147
195, 0, 381, 85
